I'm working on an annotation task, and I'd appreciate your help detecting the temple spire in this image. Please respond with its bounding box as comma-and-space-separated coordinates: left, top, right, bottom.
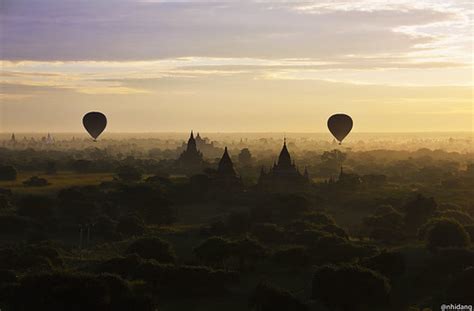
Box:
218, 147, 236, 176
277, 138, 292, 168
186, 130, 197, 152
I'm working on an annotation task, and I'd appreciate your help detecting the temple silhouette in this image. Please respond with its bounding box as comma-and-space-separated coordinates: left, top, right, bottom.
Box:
258, 139, 310, 192
179, 131, 221, 158
213, 146, 243, 191
176, 131, 205, 174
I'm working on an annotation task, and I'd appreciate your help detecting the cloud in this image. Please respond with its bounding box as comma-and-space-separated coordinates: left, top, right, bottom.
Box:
1, 0, 467, 62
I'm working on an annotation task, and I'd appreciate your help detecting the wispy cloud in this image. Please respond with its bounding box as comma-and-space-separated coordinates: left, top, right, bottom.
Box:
1, 0, 469, 61
1, 0, 472, 132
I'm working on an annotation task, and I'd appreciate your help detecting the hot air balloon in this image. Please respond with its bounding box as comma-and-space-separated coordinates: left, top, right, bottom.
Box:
327, 114, 353, 145
82, 112, 107, 141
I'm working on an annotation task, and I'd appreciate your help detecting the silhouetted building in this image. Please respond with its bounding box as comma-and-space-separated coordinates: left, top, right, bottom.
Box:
46, 133, 54, 144
195, 132, 208, 147
258, 139, 310, 192
214, 147, 242, 191
176, 131, 204, 174
180, 132, 221, 158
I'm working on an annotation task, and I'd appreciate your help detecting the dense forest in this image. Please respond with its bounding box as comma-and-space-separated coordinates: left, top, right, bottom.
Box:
0, 134, 473, 311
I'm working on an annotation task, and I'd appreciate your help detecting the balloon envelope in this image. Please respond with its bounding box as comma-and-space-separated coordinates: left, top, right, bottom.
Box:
327, 114, 353, 144
83, 112, 107, 140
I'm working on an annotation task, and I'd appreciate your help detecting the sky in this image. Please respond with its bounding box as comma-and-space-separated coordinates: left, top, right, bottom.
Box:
0, 0, 473, 133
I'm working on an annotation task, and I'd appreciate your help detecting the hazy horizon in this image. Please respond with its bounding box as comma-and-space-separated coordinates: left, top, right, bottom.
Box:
1, 131, 472, 134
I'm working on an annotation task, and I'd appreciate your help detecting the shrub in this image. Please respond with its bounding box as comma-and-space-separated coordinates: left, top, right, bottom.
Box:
436, 210, 473, 225
360, 250, 405, 279
302, 212, 335, 226
311, 235, 377, 264
17, 195, 55, 220
95, 215, 118, 239
0, 166, 17, 181
312, 264, 390, 311
250, 223, 285, 244
363, 210, 405, 244
425, 218, 470, 250
226, 211, 251, 235
0, 269, 17, 286
57, 187, 102, 224
464, 224, 474, 241
0, 195, 11, 209
249, 281, 308, 311
273, 246, 311, 267
445, 267, 474, 304
0, 215, 36, 235
403, 194, 437, 234
23, 176, 49, 187
114, 184, 176, 225
116, 165, 142, 182
131, 261, 238, 297
125, 237, 176, 263
194, 236, 233, 267
97, 254, 144, 278
2, 271, 155, 311
232, 237, 266, 270
116, 215, 145, 236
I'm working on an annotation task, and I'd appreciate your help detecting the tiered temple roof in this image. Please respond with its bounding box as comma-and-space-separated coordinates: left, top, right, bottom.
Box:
258, 139, 310, 192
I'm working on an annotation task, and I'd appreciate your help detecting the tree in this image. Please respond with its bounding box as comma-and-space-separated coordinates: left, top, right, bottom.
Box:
238, 148, 253, 166
249, 282, 308, 311
318, 150, 346, 177
360, 250, 405, 279
312, 264, 390, 311
131, 261, 238, 297
125, 237, 176, 263
445, 267, 474, 304
95, 215, 118, 240
97, 254, 144, 279
250, 223, 285, 244
45, 161, 57, 175
0, 269, 17, 286
403, 193, 437, 234
436, 210, 473, 225
116, 215, 145, 236
226, 211, 251, 235
17, 195, 55, 220
0, 244, 63, 272
0, 195, 11, 209
311, 235, 376, 264
194, 236, 233, 268
114, 184, 176, 225
58, 187, 101, 224
269, 194, 311, 221
0, 165, 17, 181
116, 165, 142, 182
363, 210, 404, 244
464, 224, 474, 241
1, 271, 155, 311
232, 237, 266, 270
425, 218, 470, 250
302, 212, 335, 226
273, 246, 310, 267
71, 159, 93, 173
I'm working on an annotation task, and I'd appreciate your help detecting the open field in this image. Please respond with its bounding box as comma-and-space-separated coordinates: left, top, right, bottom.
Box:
0, 172, 115, 195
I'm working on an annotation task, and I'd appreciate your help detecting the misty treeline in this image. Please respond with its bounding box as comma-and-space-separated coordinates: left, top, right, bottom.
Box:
0, 138, 473, 310
0, 141, 472, 183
